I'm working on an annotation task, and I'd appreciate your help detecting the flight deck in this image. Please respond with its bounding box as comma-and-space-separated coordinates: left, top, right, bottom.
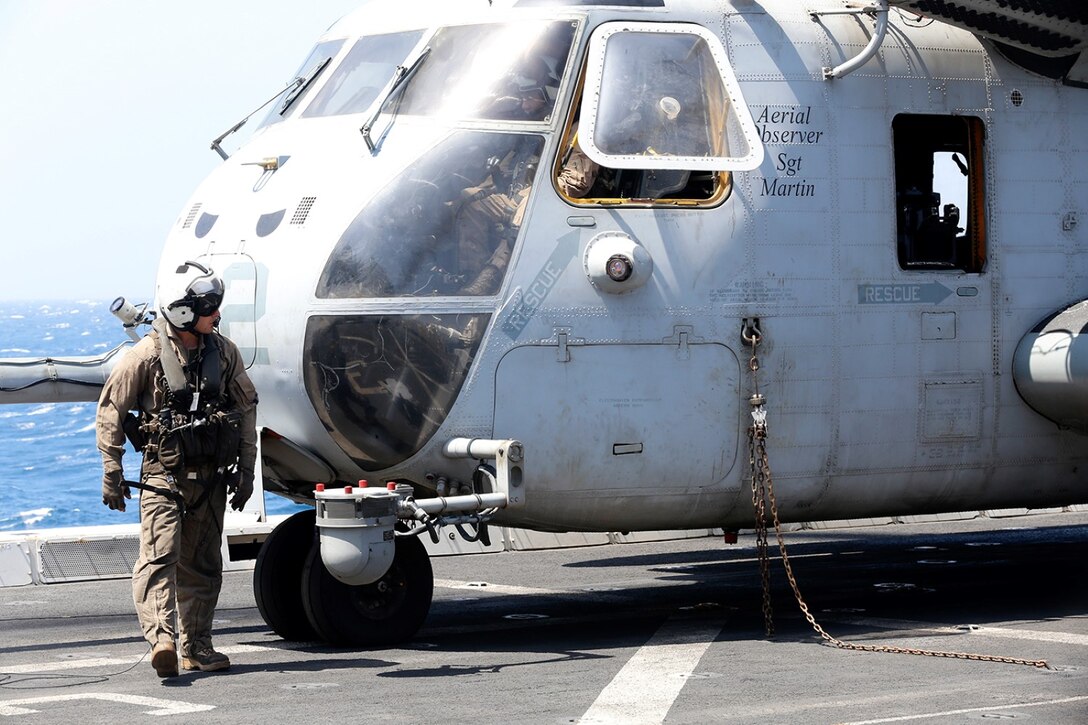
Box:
2, 511, 1086, 724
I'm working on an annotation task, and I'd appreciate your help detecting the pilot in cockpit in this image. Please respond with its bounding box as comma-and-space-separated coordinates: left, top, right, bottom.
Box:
481, 55, 556, 122
453, 130, 541, 295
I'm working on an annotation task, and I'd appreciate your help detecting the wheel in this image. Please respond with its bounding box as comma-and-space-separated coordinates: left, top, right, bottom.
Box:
253, 508, 320, 641
301, 533, 434, 647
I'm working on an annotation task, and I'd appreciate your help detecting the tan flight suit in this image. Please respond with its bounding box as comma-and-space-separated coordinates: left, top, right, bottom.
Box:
96, 323, 257, 657
458, 188, 528, 263
557, 137, 600, 199
453, 142, 541, 295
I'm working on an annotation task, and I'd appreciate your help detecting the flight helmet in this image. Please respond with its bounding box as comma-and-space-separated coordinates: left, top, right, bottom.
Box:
158, 260, 224, 332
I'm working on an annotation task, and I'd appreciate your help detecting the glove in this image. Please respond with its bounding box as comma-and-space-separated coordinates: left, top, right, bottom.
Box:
229, 471, 254, 512
102, 470, 131, 512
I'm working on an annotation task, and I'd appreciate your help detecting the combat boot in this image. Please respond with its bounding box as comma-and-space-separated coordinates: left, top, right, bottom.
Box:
181, 645, 231, 672
151, 641, 178, 678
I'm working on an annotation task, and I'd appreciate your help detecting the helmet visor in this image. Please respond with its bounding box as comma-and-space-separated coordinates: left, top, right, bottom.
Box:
187, 273, 224, 298
187, 272, 224, 318
190, 292, 223, 318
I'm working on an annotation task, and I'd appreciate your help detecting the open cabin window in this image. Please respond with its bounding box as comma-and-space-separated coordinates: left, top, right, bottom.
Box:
558, 21, 762, 206
893, 114, 986, 273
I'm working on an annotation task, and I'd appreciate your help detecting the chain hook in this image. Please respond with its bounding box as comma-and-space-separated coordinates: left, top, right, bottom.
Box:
740, 318, 1045, 669
741, 317, 762, 347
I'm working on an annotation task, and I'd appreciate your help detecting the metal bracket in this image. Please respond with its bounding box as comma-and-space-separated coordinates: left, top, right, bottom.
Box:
662, 325, 703, 360
548, 327, 585, 362
443, 438, 525, 508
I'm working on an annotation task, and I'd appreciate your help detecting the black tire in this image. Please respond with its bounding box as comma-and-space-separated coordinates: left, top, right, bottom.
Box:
253, 508, 320, 642
301, 534, 434, 647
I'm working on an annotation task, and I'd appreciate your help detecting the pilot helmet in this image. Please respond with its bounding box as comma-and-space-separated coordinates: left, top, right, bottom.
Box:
158, 260, 224, 332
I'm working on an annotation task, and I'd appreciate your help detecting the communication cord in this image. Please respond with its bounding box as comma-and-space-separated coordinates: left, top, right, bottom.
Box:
0, 643, 152, 690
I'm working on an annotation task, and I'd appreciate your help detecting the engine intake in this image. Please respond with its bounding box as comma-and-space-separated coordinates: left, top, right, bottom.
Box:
1013, 299, 1088, 433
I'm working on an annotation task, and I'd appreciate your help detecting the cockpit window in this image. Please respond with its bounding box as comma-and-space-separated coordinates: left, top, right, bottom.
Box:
580, 22, 763, 171
304, 312, 490, 471
318, 131, 544, 299
393, 20, 576, 123
302, 30, 425, 118
256, 39, 345, 130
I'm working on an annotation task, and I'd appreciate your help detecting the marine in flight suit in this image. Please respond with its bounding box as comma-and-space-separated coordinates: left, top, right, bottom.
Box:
96, 261, 257, 678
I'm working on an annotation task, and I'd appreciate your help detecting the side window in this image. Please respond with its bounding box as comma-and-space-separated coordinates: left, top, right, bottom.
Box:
557, 21, 761, 206
554, 111, 729, 205
893, 115, 986, 272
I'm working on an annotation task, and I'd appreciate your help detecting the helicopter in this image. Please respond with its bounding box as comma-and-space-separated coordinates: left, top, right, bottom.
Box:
2, 0, 1086, 647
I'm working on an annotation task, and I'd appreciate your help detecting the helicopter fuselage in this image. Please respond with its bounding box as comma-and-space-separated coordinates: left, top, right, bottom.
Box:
156, 0, 1088, 534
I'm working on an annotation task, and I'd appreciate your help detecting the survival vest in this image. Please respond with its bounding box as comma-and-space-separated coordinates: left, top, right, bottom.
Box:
140, 317, 243, 474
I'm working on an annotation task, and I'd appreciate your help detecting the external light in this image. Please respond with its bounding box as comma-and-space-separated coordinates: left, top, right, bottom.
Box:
583, 231, 652, 294
606, 254, 633, 282
110, 297, 155, 341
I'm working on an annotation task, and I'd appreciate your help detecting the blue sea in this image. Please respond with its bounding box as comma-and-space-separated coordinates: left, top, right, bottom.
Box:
0, 300, 306, 531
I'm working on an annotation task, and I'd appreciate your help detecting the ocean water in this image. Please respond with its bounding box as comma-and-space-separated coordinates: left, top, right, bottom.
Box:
0, 300, 306, 531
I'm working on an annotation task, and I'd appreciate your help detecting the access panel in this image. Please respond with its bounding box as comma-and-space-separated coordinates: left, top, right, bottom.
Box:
494, 341, 740, 493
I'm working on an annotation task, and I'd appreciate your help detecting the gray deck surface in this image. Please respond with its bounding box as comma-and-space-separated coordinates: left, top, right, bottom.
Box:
2, 512, 1086, 723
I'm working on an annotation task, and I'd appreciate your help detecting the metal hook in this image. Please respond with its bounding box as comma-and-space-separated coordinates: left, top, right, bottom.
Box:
742, 318, 762, 347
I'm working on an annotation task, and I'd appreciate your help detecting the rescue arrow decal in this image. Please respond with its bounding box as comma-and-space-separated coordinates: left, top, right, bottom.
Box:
857, 282, 954, 305
501, 230, 580, 340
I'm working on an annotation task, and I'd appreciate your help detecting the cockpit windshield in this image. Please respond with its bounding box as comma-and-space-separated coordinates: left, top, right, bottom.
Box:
256, 39, 345, 130
319, 131, 544, 299
303, 20, 575, 124
302, 30, 425, 118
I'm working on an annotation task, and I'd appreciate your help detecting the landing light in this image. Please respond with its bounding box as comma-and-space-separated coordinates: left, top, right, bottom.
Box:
583, 231, 653, 294
606, 254, 633, 282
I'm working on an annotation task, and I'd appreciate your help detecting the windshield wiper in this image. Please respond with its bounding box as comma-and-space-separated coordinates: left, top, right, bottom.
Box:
279, 57, 333, 116
209, 57, 332, 160
361, 46, 431, 152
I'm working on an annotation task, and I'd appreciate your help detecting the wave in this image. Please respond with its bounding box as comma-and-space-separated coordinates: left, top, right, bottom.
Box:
15, 431, 85, 442
25, 404, 57, 416
0, 347, 31, 354
15, 508, 52, 527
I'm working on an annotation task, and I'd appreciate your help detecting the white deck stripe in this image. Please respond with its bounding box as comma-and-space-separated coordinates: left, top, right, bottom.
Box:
1, 657, 134, 674
2, 644, 277, 674
835, 695, 1088, 724
434, 578, 562, 596
971, 625, 1088, 647
0, 693, 215, 717
579, 617, 722, 724
836, 617, 1088, 646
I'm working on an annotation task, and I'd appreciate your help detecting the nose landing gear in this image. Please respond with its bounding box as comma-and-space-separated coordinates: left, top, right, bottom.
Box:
253, 508, 434, 647
254, 437, 522, 647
